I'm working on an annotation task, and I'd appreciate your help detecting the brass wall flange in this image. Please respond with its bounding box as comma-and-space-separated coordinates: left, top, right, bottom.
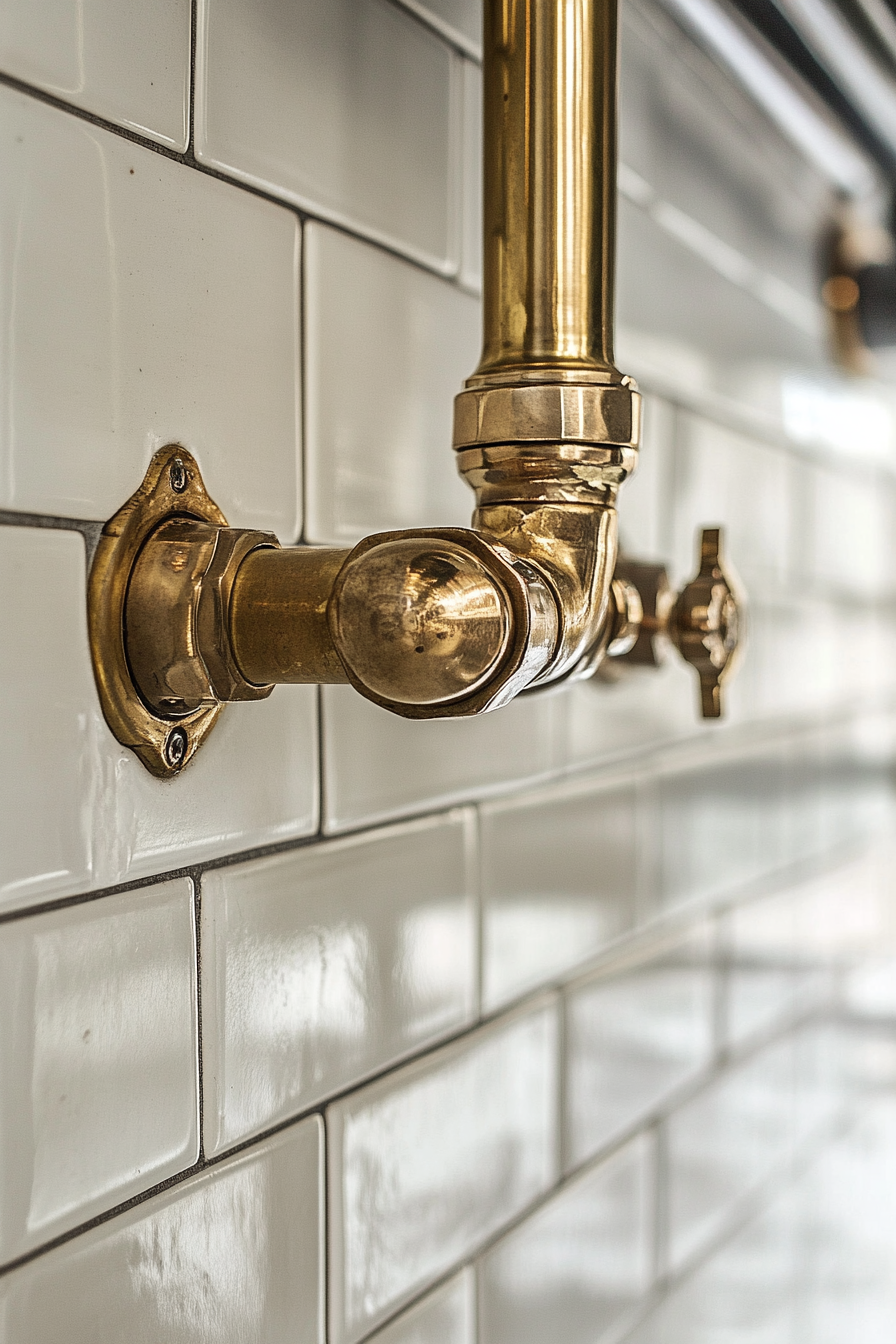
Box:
88, 445, 230, 777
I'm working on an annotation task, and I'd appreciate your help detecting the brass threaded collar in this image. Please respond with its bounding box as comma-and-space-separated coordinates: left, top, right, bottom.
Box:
452, 380, 641, 453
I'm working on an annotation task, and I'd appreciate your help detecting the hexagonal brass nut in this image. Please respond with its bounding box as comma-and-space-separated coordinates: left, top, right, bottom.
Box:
453, 380, 641, 450
197, 528, 280, 702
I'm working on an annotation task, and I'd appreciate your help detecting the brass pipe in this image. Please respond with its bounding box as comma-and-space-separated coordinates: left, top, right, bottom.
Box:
475, 0, 619, 380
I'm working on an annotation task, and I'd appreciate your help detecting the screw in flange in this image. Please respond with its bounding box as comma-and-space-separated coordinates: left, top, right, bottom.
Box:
169, 457, 188, 493
164, 726, 188, 769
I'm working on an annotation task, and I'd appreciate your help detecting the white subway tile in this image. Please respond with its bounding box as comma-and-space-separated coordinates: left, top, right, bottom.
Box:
328, 1001, 560, 1344
459, 56, 483, 292
196, 0, 460, 273
0, 529, 93, 905
479, 1135, 654, 1344
632, 1096, 896, 1344
0, 87, 301, 537
0, 879, 197, 1264
321, 684, 564, 832
480, 777, 638, 1012
562, 664, 695, 771
0, 526, 318, 909
722, 888, 834, 1049
664, 1038, 796, 1271
304, 223, 477, 545
618, 395, 675, 562
669, 418, 793, 596
624, 1181, 797, 1344
366, 1271, 475, 1344
202, 811, 477, 1156
659, 747, 790, 911
396, 0, 481, 51
802, 466, 896, 601
100, 685, 319, 887
0, 1118, 324, 1342
565, 930, 715, 1170
0, 0, 190, 150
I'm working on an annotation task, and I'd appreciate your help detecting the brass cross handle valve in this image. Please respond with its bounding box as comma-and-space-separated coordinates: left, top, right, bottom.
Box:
610, 528, 742, 718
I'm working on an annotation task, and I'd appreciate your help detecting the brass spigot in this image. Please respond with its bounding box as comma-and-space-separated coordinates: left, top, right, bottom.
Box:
87, 0, 743, 776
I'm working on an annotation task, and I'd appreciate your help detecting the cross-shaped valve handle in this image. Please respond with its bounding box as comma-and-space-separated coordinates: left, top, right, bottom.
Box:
670, 528, 741, 718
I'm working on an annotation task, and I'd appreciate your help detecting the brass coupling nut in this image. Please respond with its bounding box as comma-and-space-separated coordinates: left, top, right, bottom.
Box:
453, 379, 641, 504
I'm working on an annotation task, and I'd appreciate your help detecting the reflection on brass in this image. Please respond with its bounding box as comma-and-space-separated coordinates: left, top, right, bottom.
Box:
329, 529, 557, 714
230, 546, 350, 687
611, 529, 742, 718
672, 528, 741, 718
88, 0, 743, 772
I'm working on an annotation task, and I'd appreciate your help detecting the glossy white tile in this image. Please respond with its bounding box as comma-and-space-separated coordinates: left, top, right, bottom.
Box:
328, 1001, 559, 1344
0, 879, 197, 1264
629, 1096, 896, 1344
480, 777, 638, 1012
804, 466, 896, 601
367, 1271, 475, 1344
565, 931, 715, 1170
616, 0, 831, 425
0, 1118, 324, 1342
561, 662, 695, 771
459, 56, 483, 292
721, 888, 834, 1049
100, 685, 319, 887
396, 0, 481, 51
0, 529, 92, 906
625, 1182, 799, 1344
202, 811, 477, 1155
0, 526, 318, 908
196, 0, 460, 272
479, 1135, 654, 1344
321, 684, 564, 832
0, 0, 190, 150
304, 223, 477, 545
617, 395, 675, 562
669, 417, 793, 595
659, 748, 789, 911
665, 1037, 796, 1271
0, 87, 302, 537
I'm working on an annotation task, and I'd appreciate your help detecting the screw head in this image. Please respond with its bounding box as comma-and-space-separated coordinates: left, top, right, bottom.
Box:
164, 726, 188, 769
169, 457, 188, 493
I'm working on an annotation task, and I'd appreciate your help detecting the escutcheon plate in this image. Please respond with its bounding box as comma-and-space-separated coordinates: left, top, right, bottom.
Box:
87, 445, 228, 778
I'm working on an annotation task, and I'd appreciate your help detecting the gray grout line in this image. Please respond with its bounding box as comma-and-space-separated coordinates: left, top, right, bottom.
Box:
193, 870, 205, 1165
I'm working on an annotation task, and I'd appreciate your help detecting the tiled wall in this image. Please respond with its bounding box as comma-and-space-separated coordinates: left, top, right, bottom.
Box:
2, 0, 896, 1340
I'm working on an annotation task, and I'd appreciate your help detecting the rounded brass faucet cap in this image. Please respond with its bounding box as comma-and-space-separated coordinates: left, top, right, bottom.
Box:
331, 536, 512, 706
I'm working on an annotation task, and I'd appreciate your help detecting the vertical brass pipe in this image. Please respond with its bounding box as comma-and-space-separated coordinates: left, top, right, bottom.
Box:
473, 0, 620, 384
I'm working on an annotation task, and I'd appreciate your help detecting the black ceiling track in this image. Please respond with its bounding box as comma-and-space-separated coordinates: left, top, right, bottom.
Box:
729, 0, 896, 179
